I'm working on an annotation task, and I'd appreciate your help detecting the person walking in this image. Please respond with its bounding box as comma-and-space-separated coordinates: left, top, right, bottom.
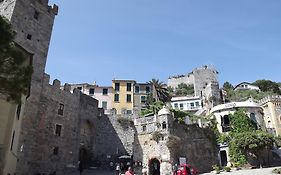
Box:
78, 161, 83, 175
116, 163, 121, 175
125, 166, 134, 175
110, 161, 114, 170
172, 163, 178, 175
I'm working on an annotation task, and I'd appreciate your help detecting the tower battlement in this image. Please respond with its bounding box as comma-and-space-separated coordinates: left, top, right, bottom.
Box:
42, 73, 93, 99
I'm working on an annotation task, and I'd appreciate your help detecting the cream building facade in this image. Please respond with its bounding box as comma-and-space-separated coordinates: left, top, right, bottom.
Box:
259, 96, 281, 136
68, 83, 113, 114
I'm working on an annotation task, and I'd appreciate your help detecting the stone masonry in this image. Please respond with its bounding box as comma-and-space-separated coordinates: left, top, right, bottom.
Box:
133, 107, 219, 175
168, 65, 219, 97
92, 114, 136, 167
15, 74, 102, 175
0, 1, 220, 175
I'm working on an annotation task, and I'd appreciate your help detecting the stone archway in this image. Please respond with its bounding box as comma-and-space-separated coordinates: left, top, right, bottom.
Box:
149, 158, 160, 175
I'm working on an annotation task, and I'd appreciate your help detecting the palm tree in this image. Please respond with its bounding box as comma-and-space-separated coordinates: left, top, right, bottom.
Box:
148, 78, 171, 103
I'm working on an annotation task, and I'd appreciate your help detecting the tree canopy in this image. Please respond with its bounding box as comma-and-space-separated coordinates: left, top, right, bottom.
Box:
253, 80, 281, 94
223, 81, 234, 90
213, 110, 276, 166
216, 110, 275, 166
141, 101, 164, 116
148, 78, 171, 103
229, 110, 257, 133
174, 83, 194, 96
0, 16, 32, 103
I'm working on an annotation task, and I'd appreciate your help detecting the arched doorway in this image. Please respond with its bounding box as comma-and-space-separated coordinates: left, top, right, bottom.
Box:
149, 158, 160, 175
79, 147, 89, 171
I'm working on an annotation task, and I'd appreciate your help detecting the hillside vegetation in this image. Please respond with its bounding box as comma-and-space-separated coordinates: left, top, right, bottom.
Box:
223, 80, 281, 102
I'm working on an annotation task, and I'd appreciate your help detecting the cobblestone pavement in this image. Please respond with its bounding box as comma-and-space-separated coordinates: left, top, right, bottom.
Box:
69, 167, 280, 175
201, 167, 280, 175
70, 169, 137, 175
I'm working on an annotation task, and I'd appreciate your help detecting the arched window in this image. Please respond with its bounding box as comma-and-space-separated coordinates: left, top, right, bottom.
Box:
162, 121, 167, 129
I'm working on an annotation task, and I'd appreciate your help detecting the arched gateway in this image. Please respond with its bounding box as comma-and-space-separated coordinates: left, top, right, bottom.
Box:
149, 158, 160, 175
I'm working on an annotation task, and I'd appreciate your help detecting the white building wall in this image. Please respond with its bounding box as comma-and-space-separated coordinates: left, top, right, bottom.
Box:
171, 97, 202, 111
212, 106, 264, 133
68, 84, 113, 114
89, 87, 113, 114
235, 83, 260, 91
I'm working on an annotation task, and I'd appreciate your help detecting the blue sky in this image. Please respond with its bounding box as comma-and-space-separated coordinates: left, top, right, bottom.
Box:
46, 0, 281, 86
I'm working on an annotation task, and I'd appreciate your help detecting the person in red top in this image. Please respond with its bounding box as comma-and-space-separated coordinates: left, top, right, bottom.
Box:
125, 166, 134, 175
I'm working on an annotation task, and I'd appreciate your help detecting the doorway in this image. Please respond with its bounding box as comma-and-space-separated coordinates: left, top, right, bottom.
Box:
149, 158, 160, 175
79, 148, 89, 170
220, 150, 228, 167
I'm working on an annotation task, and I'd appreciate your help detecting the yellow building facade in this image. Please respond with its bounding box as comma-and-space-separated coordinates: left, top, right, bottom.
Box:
260, 96, 281, 136
112, 80, 136, 115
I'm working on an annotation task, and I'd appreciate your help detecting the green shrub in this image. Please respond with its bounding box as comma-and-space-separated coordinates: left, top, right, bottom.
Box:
273, 168, 281, 174
212, 165, 220, 174
224, 166, 231, 172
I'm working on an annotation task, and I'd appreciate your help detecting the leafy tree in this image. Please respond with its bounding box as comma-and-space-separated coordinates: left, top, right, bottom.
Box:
229, 131, 275, 166
145, 93, 155, 106
225, 89, 276, 102
141, 101, 164, 116
216, 110, 275, 166
0, 16, 32, 103
148, 78, 171, 103
275, 136, 281, 148
223, 81, 234, 91
167, 86, 174, 97
229, 110, 257, 133
253, 80, 281, 94
170, 109, 188, 124
170, 108, 207, 124
175, 83, 194, 96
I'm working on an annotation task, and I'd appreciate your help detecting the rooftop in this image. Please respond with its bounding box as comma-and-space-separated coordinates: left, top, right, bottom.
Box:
210, 98, 261, 113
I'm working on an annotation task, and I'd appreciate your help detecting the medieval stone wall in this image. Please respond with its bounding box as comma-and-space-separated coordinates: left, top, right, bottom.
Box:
15, 74, 100, 175
92, 115, 136, 167
167, 66, 219, 98
133, 112, 219, 174
168, 74, 194, 89
171, 123, 219, 173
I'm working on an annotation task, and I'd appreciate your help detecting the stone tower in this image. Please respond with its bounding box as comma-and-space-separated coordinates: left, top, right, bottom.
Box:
0, 0, 58, 81
0, 0, 58, 174
0, 0, 58, 112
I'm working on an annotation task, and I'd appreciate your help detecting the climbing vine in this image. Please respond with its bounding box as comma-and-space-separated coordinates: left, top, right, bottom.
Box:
217, 109, 275, 166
